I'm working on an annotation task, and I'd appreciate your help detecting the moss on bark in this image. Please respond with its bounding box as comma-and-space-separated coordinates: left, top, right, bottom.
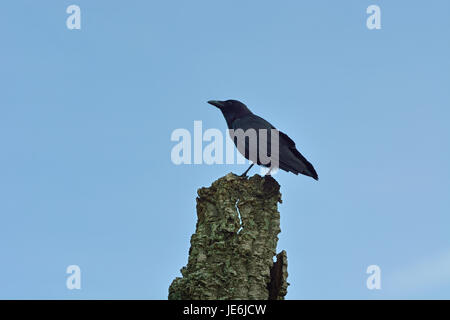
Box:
169, 173, 288, 300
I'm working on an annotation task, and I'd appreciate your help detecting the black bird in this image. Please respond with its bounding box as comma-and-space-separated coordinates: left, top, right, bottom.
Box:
208, 99, 318, 180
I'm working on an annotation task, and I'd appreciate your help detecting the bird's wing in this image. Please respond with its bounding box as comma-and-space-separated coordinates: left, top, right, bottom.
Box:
230, 115, 275, 163
231, 115, 318, 180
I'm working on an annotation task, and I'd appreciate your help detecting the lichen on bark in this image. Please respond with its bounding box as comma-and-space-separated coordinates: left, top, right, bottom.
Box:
169, 173, 289, 300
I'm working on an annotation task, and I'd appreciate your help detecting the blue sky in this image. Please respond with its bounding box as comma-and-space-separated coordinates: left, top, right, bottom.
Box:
0, 1, 449, 299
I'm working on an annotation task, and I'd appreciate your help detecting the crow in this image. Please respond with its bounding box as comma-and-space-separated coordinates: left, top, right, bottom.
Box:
208, 99, 318, 180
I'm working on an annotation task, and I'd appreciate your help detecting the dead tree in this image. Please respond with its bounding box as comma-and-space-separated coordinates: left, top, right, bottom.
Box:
169, 173, 288, 300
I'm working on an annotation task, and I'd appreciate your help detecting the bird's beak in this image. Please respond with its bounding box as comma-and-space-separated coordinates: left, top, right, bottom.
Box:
208, 100, 225, 109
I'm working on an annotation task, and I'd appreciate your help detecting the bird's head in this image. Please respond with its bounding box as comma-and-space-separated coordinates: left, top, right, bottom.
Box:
208, 99, 252, 127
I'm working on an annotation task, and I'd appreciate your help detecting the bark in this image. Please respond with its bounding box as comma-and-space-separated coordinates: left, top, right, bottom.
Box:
168, 173, 289, 300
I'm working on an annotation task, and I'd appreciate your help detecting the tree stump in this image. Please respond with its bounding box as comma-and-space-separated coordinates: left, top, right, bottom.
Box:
169, 173, 288, 300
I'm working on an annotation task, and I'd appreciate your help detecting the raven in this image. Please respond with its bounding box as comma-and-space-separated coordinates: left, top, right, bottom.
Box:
208, 99, 318, 180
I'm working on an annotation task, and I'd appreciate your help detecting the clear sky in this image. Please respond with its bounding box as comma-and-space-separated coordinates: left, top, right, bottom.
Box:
1, 1, 449, 299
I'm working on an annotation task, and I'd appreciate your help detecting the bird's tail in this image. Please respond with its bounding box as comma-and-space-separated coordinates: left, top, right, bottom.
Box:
279, 149, 318, 180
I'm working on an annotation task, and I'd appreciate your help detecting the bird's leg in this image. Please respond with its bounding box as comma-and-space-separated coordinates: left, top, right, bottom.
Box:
240, 163, 254, 177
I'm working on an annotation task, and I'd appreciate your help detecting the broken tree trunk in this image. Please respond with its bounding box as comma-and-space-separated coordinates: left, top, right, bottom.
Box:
168, 173, 288, 300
